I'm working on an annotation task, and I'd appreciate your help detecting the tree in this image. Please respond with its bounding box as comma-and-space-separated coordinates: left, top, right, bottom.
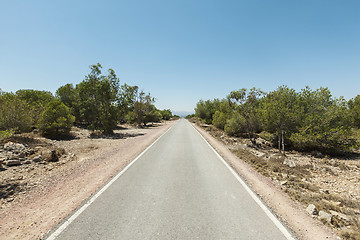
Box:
348, 94, 360, 128
76, 63, 120, 134
195, 99, 221, 124
37, 99, 75, 138
118, 84, 139, 123
56, 83, 80, 120
260, 86, 300, 154
227, 88, 263, 144
160, 109, 172, 121
133, 90, 155, 126
144, 105, 162, 124
290, 87, 358, 153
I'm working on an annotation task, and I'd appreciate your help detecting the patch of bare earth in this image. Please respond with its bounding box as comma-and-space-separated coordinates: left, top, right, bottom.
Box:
0, 121, 175, 240
192, 121, 356, 240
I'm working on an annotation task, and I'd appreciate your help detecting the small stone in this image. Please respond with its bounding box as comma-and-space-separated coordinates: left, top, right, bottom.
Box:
5, 159, 22, 166
18, 152, 26, 158
283, 158, 296, 168
280, 180, 288, 185
4, 142, 26, 152
32, 155, 42, 162
318, 210, 332, 223
34, 146, 42, 151
306, 204, 318, 215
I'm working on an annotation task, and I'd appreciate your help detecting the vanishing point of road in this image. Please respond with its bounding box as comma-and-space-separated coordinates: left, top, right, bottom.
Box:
47, 119, 295, 240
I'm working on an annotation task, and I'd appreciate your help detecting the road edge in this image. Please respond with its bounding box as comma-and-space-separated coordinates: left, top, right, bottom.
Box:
190, 120, 339, 240
44, 121, 177, 240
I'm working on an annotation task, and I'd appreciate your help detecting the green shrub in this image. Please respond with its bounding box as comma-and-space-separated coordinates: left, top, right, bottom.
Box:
212, 111, 228, 130
0, 129, 15, 140
224, 112, 247, 136
16, 89, 54, 125
160, 109, 172, 120
37, 99, 75, 138
0, 93, 32, 132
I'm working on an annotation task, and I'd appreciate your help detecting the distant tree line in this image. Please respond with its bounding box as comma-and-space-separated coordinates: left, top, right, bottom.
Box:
0, 63, 173, 139
194, 86, 360, 154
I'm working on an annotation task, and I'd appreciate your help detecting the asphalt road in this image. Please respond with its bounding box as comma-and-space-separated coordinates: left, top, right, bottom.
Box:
47, 119, 294, 240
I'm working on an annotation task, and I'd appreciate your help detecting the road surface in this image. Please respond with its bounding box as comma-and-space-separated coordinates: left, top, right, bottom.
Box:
47, 119, 294, 240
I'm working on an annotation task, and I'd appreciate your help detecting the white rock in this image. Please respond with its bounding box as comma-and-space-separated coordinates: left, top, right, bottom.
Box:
5, 159, 22, 166
306, 204, 318, 215
318, 210, 332, 223
283, 158, 296, 168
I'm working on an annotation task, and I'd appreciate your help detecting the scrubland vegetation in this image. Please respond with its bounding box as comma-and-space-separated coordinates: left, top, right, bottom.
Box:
194, 86, 360, 155
0, 63, 173, 139
193, 86, 360, 239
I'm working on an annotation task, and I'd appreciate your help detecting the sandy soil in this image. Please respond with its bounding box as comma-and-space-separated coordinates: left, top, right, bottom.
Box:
0, 121, 175, 240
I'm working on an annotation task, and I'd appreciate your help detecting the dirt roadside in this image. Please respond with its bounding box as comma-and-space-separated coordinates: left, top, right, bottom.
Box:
0, 121, 176, 240
192, 122, 340, 240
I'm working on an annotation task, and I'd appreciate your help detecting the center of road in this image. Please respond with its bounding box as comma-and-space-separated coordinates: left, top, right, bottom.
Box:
46, 119, 295, 240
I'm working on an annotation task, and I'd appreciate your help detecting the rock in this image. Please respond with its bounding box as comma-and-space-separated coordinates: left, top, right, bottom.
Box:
283, 158, 296, 168
280, 180, 288, 185
24, 160, 32, 164
26, 149, 35, 155
41, 150, 58, 162
32, 155, 42, 162
5, 159, 22, 166
34, 146, 42, 151
4, 142, 26, 152
306, 204, 318, 215
318, 210, 332, 223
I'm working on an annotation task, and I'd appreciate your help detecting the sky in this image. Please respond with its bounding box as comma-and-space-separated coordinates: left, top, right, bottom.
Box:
1, 0, 359, 115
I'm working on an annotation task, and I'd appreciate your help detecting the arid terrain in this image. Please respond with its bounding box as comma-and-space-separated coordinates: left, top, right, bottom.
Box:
0, 121, 175, 239
194, 120, 360, 240
0, 119, 359, 240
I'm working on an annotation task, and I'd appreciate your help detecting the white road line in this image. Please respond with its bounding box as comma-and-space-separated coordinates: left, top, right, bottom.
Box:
189, 121, 296, 240
46, 123, 175, 240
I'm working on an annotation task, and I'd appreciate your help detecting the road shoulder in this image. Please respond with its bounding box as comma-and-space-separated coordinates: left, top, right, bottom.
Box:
0, 121, 176, 240
192, 121, 338, 240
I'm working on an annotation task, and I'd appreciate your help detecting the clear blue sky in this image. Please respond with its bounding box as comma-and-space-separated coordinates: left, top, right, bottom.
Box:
1, 0, 359, 115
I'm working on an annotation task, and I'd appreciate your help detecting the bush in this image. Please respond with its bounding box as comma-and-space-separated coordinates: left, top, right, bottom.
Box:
160, 109, 172, 120
195, 99, 220, 124
0, 93, 32, 132
16, 89, 54, 125
37, 99, 75, 138
224, 112, 247, 136
212, 111, 228, 130
0, 129, 15, 140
